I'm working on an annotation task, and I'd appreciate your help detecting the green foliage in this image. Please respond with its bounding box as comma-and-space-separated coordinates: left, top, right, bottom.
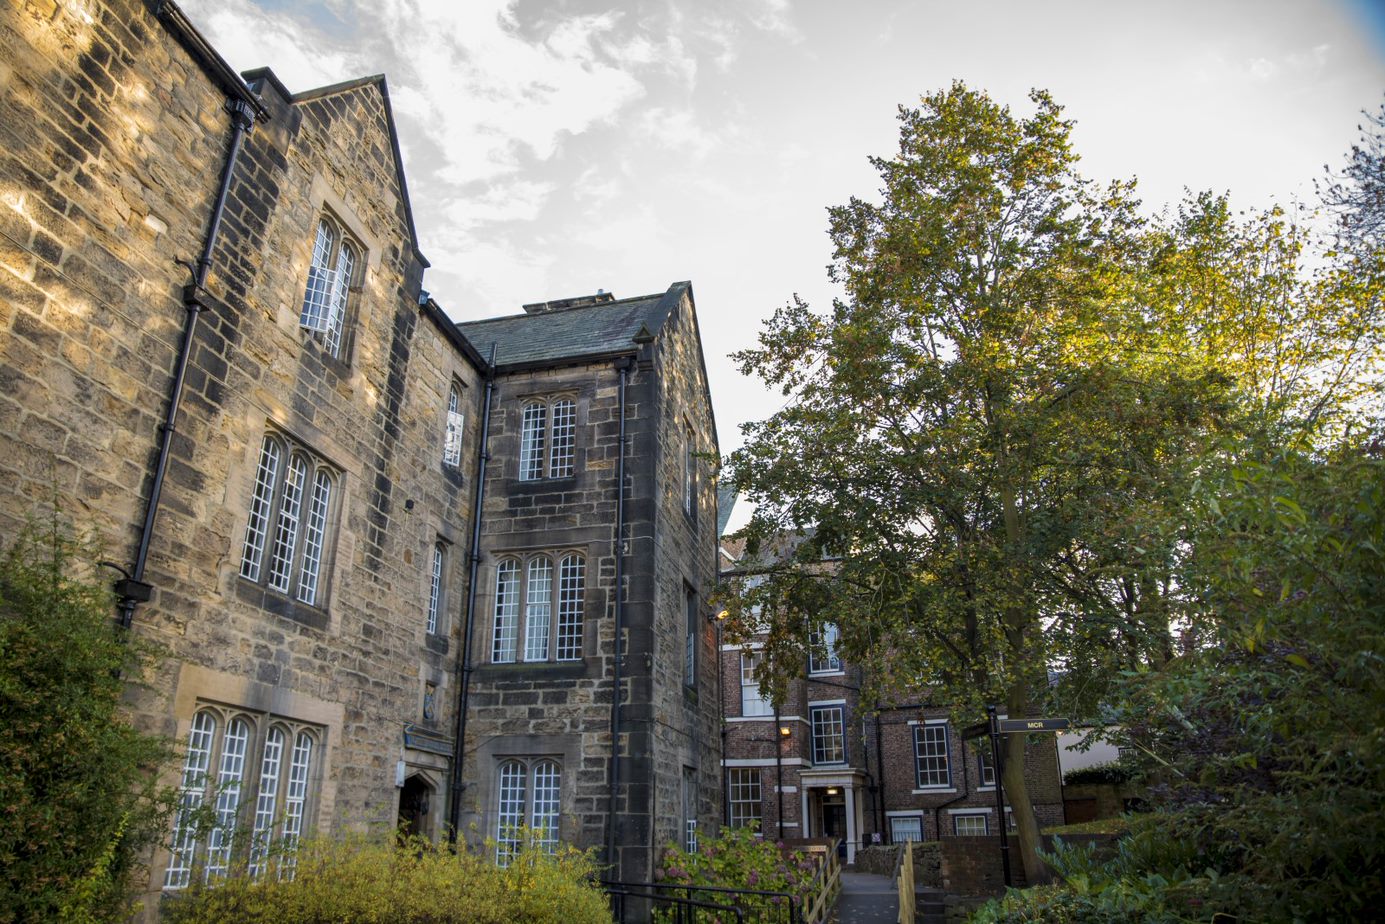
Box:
1061, 763, 1134, 786
1104, 447, 1385, 921
162, 833, 611, 924
652, 826, 820, 921
0, 520, 175, 923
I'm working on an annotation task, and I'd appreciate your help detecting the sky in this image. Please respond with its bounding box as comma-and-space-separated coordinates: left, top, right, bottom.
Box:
185, 0, 1385, 470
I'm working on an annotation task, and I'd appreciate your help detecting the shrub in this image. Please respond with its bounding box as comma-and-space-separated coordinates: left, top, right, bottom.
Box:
1061, 763, 1134, 786
161, 833, 612, 924
653, 825, 820, 921
0, 521, 175, 923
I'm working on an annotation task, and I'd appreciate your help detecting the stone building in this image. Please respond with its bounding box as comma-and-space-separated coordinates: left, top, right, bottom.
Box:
0, 0, 718, 909
716, 534, 1064, 864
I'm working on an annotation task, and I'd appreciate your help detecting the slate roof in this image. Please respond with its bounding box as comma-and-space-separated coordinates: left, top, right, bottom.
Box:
716, 482, 737, 537
456, 282, 688, 368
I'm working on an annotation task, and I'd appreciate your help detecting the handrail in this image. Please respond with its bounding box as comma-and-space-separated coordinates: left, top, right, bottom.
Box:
897, 841, 915, 924
603, 881, 745, 923
802, 839, 842, 924
603, 879, 801, 924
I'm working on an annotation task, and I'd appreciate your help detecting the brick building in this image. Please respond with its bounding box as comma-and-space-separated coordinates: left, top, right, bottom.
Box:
717, 534, 1064, 864
1, 0, 718, 909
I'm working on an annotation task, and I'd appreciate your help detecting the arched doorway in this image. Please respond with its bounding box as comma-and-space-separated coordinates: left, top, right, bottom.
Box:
398, 773, 434, 841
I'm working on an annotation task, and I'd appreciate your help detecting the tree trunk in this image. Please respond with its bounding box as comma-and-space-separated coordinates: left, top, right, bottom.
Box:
1004, 685, 1051, 886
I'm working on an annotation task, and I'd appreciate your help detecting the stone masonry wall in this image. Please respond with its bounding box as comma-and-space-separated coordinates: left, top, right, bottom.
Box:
2, 2, 481, 913
649, 290, 721, 865
462, 359, 627, 858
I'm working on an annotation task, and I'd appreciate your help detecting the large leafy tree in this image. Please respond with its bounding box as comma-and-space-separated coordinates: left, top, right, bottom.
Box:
725, 84, 1232, 882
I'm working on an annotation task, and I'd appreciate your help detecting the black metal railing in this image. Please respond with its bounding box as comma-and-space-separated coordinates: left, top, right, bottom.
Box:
604, 880, 745, 923
602, 880, 801, 924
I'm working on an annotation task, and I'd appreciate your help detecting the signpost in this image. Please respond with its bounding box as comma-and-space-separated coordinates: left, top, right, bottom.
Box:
965, 707, 1069, 888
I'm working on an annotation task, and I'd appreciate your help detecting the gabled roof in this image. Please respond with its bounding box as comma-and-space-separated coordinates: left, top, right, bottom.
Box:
456, 282, 689, 370
269, 72, 429, 270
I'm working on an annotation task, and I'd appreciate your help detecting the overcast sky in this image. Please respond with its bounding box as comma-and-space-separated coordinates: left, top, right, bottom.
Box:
185, 0, 1385, 461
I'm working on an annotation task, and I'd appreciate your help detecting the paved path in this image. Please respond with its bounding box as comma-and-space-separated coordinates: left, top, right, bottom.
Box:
831, 869, 898, 924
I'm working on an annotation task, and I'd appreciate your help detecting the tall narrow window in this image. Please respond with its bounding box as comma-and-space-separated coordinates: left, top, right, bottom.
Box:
519, 403, 547, 481
740, 652, 773, 716
914, 723, 951, 788
165, 711, 216, 889
532, 760, 561, 852
977, 746, 996, 787
280, 732, 314, 878
549, 399, 575, 477
684, 586, 697, 687
682, 766, 698, 852
809, 623, 842, 674
811, 704, 845, 764
492, 560, 520, 663
518, 397, 578, 480
240, 437, 281, 582
728, 768, 762, 829
556, 554, 584, 661
248, 727, 284, 879
496, 760, 527, 865
683, 426, 696, 516
204, 718, 250, 880
299, 216, 360, 361
523, 557, 553, 661
239, 432, 339, 609
427, 542, 445, 635
443, 384, 464, 468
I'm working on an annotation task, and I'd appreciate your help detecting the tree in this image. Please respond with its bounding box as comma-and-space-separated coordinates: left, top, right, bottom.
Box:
0, 519, 175, 922
725, 84, 1234, 883
1319, 96, 1385, 253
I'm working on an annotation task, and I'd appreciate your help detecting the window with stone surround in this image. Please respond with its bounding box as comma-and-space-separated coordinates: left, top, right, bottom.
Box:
913, 722, 951, 788
164, 705, 322, 889
728, 768, 763, 829
682, 423, 697, 518
490, 552, 584, 663
239, 432, 339, 609
443, 382, 464, 468
427, 541, 447, 635
298, 214, 361, 361
495, 758, 561, 865
518, 396, 576, 480
810, 703, 846, 764
684, 584, 698, 687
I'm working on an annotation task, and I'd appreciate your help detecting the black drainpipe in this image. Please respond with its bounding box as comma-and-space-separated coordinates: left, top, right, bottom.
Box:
447, 344, 496, 844
875, 706, 887, 839
605, 356, 631, 870
116, 98, 257, 628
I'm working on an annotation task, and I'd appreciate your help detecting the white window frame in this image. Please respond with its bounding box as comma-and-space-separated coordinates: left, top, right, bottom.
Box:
495, 757, 562, 865
808, 623, 842, 674
298, 215, 360, 360
740, 652, 773, 716
491, 552, 585, 663
728, 768, 762, 829
810, 703, 846, 765
954, 813, 988, 836
239, 432, 338, 608
164, 705, 321, 889
427, 541, 446, 635
518, 396, 577, 481
443, 383, 464, 468
977, 745, 996, 789
889, 814, 923, 843
913, 722, 952, 789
